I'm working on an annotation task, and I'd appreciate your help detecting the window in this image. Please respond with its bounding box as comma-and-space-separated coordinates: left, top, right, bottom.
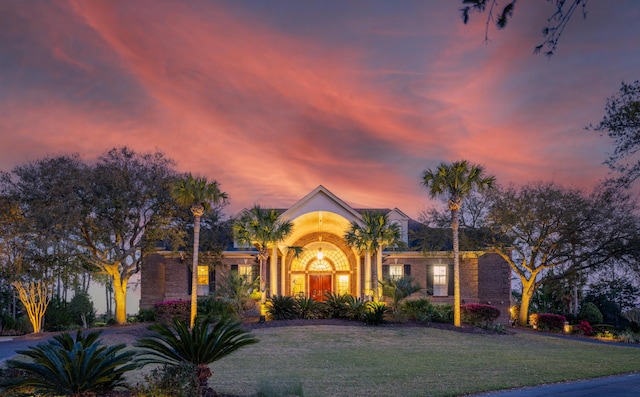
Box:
337, 275, 349, 295
433, 265, 447, 296
197, 265, 209, 296
383, 264, 411, 280
238, 264, 254, 282
389, 265, 404, 280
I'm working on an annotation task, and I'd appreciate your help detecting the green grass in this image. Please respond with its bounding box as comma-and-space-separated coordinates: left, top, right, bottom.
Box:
203, 325, 640, 397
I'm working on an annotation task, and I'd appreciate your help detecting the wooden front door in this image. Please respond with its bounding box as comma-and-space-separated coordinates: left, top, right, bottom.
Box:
309, 274, 332, 302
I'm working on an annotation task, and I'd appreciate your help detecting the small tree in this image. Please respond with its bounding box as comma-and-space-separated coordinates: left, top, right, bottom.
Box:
12, 280, 53, 333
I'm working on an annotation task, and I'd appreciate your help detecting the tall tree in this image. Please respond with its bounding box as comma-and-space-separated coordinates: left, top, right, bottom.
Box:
171, 174, 228, 328
79, 148, 178, 324
232, 206, 293, 305
589, 80, 640, 187
460, 0, 588, 56
344, 210, 404, 300
421, 160, 495, 327
486, 182, 640, 325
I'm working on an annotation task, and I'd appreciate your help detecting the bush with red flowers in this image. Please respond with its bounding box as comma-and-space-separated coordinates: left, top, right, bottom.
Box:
529, 313, 566, 331
155, 300, 190, 324
461, 303, 501, 326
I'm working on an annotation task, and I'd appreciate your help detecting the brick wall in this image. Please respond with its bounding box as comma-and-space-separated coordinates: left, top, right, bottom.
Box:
478, 252, 512, 324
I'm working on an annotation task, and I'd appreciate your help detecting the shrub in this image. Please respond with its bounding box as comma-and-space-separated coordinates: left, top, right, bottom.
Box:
267, 295, 298, 320
295, 296, 322, 319
67, 291, 96, 328
401, 298, 434, 322
155, 300, 190, 324
324, 292, 350, 319
136, 307, 157, 322
529, 313, 566, 331
579, 302, 603, 325
44, 295, 74, 331
364, 302, 388, 326
0, 330, 137, 395
137, 363, 200, 397
345, 295, 368, 322
136, 317, 258, 393
574, 320, 593, 336
618, 331, 640, 344
431, 304, 454, 324
380, 276, 421, 313
622, 308, 640, 332
198, 295, 239, 322
461, 303, 501, 327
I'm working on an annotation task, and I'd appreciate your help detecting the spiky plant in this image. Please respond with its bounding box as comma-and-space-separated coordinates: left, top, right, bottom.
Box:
345, 295, 368, 322
136, 317, 258, 393
364, 302, 388, 326
267, 295, 298, 320
295, 296, 322, 319
324, 292, 350, 319
0, 330, 137, 396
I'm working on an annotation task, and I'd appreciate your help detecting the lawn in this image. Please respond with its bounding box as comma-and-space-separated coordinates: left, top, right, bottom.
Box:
197, 325, 640, 397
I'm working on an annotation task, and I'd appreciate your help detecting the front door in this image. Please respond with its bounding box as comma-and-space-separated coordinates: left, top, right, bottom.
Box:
309, 274, 331, 301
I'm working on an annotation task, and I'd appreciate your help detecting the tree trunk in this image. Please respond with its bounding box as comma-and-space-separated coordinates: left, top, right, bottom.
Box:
452, 208, 461, 327
364, 250, 371, 299
519, 278, 536, 326
190, 215, 201, 329
113, 272, 128, 325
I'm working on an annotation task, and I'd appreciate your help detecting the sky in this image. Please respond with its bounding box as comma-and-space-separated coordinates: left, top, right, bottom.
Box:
1, 0, 639, 219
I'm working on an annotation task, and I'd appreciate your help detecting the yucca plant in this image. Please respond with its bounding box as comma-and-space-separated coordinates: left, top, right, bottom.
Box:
0, 330, 137, 396
136, 317, 258, 394
295, 296, 322, 319
364, 302, 388, 326
324, 292, 350, 319
345, 295, 368, 322
267, 295, 298, 320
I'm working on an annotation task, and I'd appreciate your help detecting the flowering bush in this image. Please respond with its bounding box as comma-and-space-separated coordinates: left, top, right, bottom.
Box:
155, 300, 190, 324
529, 313, 566, 331
461, 303, 501, 326
574, 320, 593, 336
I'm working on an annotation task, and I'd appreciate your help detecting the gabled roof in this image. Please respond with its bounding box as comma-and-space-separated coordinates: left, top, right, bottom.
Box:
279, 185, 363, 222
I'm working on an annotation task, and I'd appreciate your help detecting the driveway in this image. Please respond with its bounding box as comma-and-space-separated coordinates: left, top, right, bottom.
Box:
470, 372, 640, 397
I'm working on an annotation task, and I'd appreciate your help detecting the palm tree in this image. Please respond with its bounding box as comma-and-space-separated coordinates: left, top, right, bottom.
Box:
172, 174, 227, 328
232, 205, 293, 306
421, 160, 495, 327
344, 210, 403, 300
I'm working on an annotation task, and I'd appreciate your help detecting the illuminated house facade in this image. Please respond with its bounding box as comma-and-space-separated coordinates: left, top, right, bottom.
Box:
141, 185, 511, 323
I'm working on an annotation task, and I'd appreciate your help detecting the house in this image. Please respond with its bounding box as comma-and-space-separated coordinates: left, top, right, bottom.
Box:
140, 185, 511, 323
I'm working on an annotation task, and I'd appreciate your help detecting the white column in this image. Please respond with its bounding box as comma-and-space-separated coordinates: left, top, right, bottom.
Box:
376, 249, 383, 299
281, 249, 286, 296
270, 246, 278, 296
355, 254, 361, 298
364, 249, 371, 299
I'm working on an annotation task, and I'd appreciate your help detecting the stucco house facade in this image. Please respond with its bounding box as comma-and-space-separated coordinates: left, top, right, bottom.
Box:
141, 185, 511, 323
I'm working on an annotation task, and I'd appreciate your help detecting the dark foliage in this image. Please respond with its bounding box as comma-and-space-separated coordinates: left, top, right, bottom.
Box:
0, 330, 137, 395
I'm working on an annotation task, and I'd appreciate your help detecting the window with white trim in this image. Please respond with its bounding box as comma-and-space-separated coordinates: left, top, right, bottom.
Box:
197, 265, 209, 296
433, 265, 447, 296
389, 265, 404, 280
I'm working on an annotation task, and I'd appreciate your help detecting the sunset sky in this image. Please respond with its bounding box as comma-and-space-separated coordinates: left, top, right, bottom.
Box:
2, 1, 639, 219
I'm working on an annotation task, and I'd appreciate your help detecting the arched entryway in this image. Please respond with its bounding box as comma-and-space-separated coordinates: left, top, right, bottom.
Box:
285, 232, 357, 299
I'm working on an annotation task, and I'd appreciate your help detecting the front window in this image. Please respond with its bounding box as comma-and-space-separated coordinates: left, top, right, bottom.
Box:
433, 265, 447, 296
197, 265, 209, 295
389, 265, 404, 280
238, 264, 254, 283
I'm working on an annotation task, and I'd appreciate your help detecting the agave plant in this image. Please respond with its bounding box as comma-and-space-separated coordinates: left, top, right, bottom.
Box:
295, 296, 322, 319
0, 330, 137, 396
324, 292, 350, 319
266, 295, 298, 320
136, 317, 258, 393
